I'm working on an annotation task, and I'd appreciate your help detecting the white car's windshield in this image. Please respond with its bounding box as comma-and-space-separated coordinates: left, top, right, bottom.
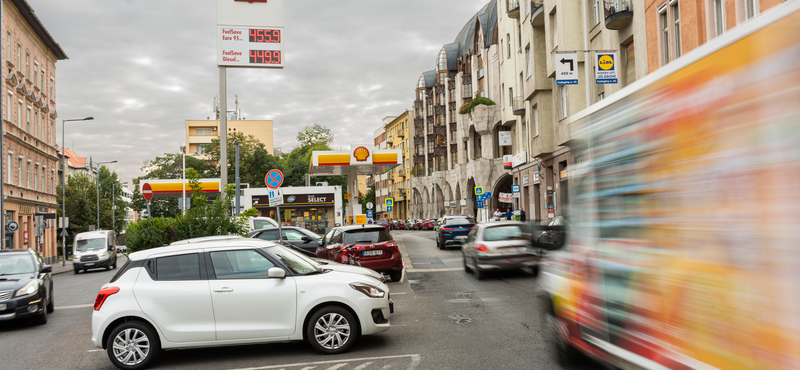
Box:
483, 225, 525, 242
268, 246, 321, 275
75, 238, 106, 252
253, 220, 276, 229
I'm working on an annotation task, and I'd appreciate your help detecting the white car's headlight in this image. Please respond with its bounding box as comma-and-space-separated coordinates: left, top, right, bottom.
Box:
350, 283, 386, 298
73, 254, 80, 260
15, 280, 38, 297
98, 252, 106, 257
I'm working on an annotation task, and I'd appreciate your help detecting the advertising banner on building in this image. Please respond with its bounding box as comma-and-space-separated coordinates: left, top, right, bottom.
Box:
595, 52, 618, 84
499, 131, 512, 146
498, 193, 514, 203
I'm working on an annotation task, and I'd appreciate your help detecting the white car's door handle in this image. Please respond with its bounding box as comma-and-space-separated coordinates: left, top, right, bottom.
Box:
213, 287, 234, 293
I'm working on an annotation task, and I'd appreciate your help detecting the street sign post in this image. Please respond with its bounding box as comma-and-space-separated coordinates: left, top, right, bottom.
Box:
265, 169, 284, 189
268, 189, 284, 207
512, 184, 521, 198
477, 200, 484, 208
385, 198, 394, 207
387, 206, 393, 212
142, 183, 153, 218
366, 202, 374, 210
556, 52, 578, 85
475, 186, 484, 196
366, 210, 374, 219
355, 214, 367, 225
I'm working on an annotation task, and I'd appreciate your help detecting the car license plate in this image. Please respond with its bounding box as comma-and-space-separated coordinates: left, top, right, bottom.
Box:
456, 235, 468, 240
0, 303, 6, 311
363, 250, 383, 256
84, 263, 95, 266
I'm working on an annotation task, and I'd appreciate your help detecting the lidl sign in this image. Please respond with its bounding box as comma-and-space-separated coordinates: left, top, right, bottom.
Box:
595, 52, 618, 84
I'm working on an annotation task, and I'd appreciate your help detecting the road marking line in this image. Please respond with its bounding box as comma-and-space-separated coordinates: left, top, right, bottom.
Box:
406, 267, 462, 272
390, 292, 407, 295
325, 364, 348, 370
56, 303, 94, 309
299, 367, 316, 370
87, 349, 104, 352
226, 354, 421, 370
353, 363, 373, 370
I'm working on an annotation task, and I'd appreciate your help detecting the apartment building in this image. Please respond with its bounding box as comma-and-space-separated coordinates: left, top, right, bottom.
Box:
185, 118, 274, 161
646, 0, 782, 72
383, 111, 413, 220
1, 0, 67, 261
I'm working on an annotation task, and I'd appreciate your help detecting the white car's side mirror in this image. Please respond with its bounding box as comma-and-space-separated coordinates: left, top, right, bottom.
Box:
268, 267, 286, 279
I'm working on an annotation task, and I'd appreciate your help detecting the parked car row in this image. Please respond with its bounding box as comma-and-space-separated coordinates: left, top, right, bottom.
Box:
383, 219, 439, 231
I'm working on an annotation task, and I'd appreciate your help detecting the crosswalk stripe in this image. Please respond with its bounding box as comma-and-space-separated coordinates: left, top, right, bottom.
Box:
325, 364, 348, 370
352, 362, 374, 370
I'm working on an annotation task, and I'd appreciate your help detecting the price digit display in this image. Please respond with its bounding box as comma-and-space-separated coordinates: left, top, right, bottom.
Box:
249, 29, 280, 43
249, 50, 281, 64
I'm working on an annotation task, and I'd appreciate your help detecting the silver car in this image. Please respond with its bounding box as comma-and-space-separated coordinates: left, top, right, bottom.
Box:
461, 221, 540, 280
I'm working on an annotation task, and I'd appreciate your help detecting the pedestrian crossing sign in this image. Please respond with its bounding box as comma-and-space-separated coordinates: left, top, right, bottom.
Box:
475, 186, 484, 196
386, 198, 394, 207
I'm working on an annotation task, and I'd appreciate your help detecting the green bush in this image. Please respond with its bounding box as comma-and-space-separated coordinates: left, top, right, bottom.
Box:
459, 96, 497, 119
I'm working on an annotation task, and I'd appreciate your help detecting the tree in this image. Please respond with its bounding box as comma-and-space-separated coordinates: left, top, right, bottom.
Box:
204, 132, 280, 185
362, 184, 375, 214
297, 123, 334, 147
97, 166, 127, 234
56, 173, 99, 247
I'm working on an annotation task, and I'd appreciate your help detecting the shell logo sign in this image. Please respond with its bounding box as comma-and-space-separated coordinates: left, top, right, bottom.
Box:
353, 146, 370, 162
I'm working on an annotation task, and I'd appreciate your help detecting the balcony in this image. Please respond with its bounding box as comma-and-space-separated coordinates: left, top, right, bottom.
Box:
462, 96, 473, 105
386, 136, 394, 145
604, 0, 633, 30
507, 0, 520, 18
425, 96, 433, 105
434, 146, 448, 157
414, 99, 423, 109
450, 143, 458, 153
426, 115, 434, 124
399, 169, 407, 178
189, 135, 216, 144
461, 73, 471, 85
512, 97, 525, 116
530, 0, 545, 25
449, 122, 457, 132
434, 125, 447, 136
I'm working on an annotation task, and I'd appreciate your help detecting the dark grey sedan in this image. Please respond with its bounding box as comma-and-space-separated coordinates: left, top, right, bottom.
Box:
248, 227, 323, 254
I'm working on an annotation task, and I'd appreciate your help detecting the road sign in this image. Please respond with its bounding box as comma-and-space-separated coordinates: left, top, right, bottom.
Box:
596, 52, 618, 84
556, 52, 578, 85
387, 206, 393, 212
366, 210, 374, 219
477, 200, 484, 209
142, 183, 153, 201
366, 202, 374, 210
355, 214, 367, 225
265, 170, 284, 189
512, 184, 521, 198
268, 189, 284, 207
479, 191, 492, 201
475, 186, 484, 196
6, 221, 19, 232
385, 198, 394, 207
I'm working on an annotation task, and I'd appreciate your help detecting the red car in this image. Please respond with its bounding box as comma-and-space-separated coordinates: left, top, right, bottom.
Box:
424, 219, 435, 230
316, 225, 403, 281
395, 220, 406, 229
377, 219, 391, 231
415, 219, 425, 230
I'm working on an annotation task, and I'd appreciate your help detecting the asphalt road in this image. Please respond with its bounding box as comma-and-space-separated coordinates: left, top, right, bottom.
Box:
0, 234, 599, 370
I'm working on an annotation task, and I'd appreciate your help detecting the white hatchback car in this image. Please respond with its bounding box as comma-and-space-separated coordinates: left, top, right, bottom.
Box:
92, 237, 393, 369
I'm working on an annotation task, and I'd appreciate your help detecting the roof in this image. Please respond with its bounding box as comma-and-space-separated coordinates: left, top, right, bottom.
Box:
423, 70, 435, 88
129, 238, 280, 261
9, 0, 68, 60
444, 43, 459, 71
452, 0, 497, 57
60, 148, 88, 169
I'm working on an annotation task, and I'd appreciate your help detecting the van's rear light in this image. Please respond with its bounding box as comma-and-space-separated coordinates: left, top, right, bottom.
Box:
475, 244, 489, 252
94, 287, 120, 311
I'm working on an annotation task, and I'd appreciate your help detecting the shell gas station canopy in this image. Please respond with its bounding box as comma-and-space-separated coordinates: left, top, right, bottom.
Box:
310, 147, 402, 176
310, 146, 402, 223
139, 179, 222, 198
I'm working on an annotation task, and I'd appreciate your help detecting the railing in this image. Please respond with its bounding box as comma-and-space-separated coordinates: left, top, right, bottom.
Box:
507, 0, 520, 18
604, 0, 633, 30
397, 128, 405, 138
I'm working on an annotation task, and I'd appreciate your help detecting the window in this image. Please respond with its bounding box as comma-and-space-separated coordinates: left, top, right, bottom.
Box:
26, 106, 31, 132
34, 164, 38, 191
50, 77, 54, 98
428, 141, 434, 154
714, 0, 726, 37
438, 154, 446, 171
17, 44, 20, 69
509, 87, 514, 106
598, 91, 605, 101
5, 32, 9, 62
660, 6, 670, 64
210, 249, 275, 279
507, 34, 511, 58
34, 111, 38, 138
549, 10, 558, 50
156, 253, 200, 280
41, 166, 45, 193
745, 0, 758, 20
7, 153, 11, 183
673, 1, 681, 58
33, 62, 37, 87
533, 105, 539, 136
196, 144, 206, 154
41, 70, 45, 91
196, 127, 213, 136
26, 160, 30, 188
6, 91, 11, 120
560, 85, 567, 119
17, 100, 22, 126
525, 46, 531, 77
51, 170, 54, 195
17, 157, 22, 186
25, 53, 29, 76
451, 151, 458, 169
592, 0, 600, 25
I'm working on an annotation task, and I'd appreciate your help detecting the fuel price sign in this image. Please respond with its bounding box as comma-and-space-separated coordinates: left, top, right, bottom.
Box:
217, 26, 284, 68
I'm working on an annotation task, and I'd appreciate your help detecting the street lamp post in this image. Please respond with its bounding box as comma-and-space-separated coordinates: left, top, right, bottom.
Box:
95, 160, 117, 230
61, 117, 94, 266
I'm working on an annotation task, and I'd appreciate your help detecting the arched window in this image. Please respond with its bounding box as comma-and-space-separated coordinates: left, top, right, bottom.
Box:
417, 74, 426, 101
436, 47, 448, 84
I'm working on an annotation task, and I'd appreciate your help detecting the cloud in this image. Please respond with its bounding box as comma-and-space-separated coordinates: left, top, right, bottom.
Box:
32, 0, 491, 184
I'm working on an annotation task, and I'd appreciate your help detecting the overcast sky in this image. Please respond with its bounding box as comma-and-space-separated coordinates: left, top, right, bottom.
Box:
31, 0, 491, 185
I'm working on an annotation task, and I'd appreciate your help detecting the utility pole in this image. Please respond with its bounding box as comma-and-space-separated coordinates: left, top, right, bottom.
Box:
234, 140, 240, 216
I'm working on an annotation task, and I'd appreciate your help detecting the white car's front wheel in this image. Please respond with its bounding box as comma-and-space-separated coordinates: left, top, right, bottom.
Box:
307, 306, 357, 354
107, 322, 159, 370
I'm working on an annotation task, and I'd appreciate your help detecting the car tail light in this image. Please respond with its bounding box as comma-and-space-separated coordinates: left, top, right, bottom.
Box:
441, 227, 453, 231
469, 227, 475, 229
386, 242, 399, 251
475, 244, 489, 252
94, 287, 120, 311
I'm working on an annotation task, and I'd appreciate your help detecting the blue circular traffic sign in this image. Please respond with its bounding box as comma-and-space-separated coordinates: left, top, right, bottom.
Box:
265, 170, 284, 189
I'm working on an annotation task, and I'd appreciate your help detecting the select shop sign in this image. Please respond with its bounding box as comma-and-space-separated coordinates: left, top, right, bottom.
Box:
253, 193, 334, 207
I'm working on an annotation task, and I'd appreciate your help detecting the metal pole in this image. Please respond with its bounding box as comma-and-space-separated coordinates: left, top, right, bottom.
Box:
234, 140, 240, 216
582, 0, 592, 108
61, 120, 65, 265
112, 183, 114, 231
219, 67, 228, 189
96, 164, 100, 229
276, 205, 283, 245
146, 200, 150, 220
182, 150, 186, 216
